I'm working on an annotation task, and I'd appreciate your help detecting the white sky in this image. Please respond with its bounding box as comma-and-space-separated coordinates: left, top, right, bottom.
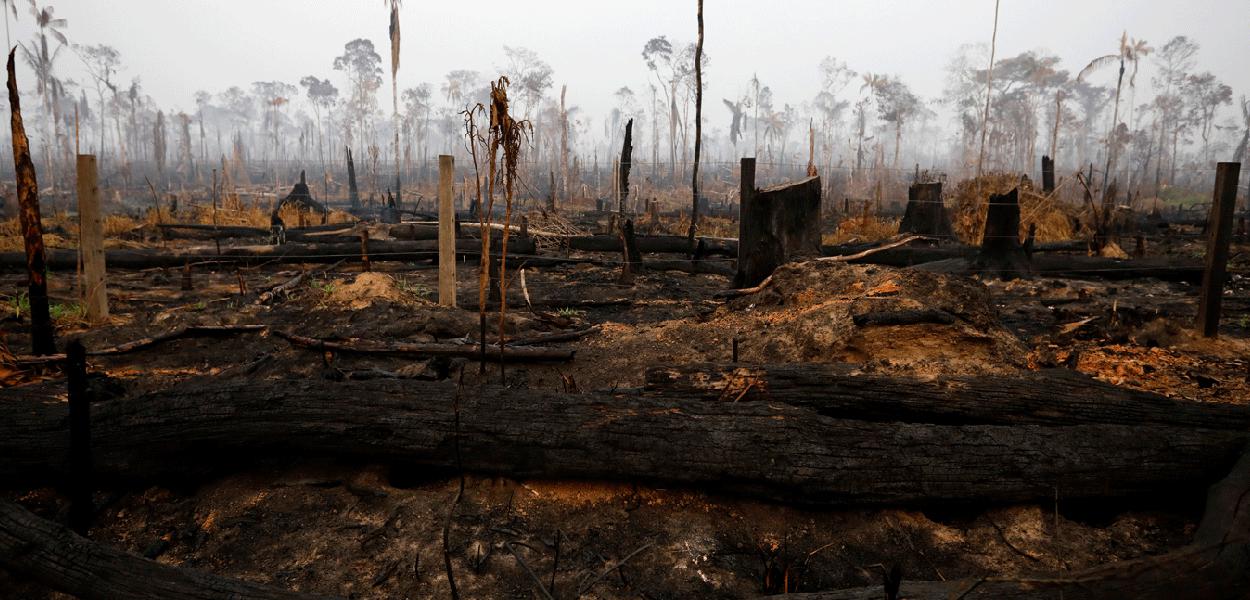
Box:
10, 0, 1250, 125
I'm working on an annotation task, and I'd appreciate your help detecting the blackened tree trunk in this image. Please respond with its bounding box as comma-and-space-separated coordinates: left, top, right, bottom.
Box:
734, 171, 822, 288
688, 0, 704, 245
618, 119, 633, 214
975, 187, 1030, 278
898, 182, 950, 236
1042, 154, 1055, 194
7, 50, 53, 355
768, 450, 1250, 599
0, 501, 333, 599
346, 146, 360, 212
4, 376, 1246, 507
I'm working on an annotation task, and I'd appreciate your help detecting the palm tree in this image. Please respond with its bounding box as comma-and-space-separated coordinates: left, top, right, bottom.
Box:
21, 1, 68, 182
857, 73, 882, 181
384, 0, 401, 203
1078, 32, 1151, 190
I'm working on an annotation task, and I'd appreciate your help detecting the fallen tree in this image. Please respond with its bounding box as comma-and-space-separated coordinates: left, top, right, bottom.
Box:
642, 363, 1250, 429
766, 449, 1250, 599
11, 324, 267, 365
3, 376, 1246, 506
154, 223, 362, 243
818, 241, 1205, 282
273, 330, 575, 362
562, 234, 736, 256
0, 501, 333, 599
0, 238, 538, 270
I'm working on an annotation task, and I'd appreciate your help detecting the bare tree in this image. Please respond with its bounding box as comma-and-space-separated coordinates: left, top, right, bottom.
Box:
300, 76, 338, 179
975, 0, 1000, 183
333, 38, 383, 160
1, 0, 17, 51
401, 83, 431, 173
688, 0, 703, 243
1183, 71, 1232, 163
868, 75, 923, 168
500, 46, 552, 120
74, 43, 120, 166
153, 109, 165, 185
441, 70, 480, 108
643, 37, 680, 181
1233, 96, 1249, 163
1151, 36, 1198, 189
814, 56, 855, 173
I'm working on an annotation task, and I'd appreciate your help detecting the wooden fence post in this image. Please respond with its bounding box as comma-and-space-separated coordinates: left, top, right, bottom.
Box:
1197, 162, 1241, 337
76, 155, 107, 323
438, 155, 456, 307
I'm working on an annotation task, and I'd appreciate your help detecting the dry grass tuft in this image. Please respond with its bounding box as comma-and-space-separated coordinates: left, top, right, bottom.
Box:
825, 215, 900, 245
950, 173, 1075, 245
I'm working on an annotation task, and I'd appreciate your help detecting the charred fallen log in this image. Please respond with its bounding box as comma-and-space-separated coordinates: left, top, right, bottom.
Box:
2, 377, 1246, 506
273, 330, 575, 362
0, 501, 333, 600
913, 254, 1207, 284
0, 238, 538, 270
562, 235, 735, 256
762, 450, 1250, 599
155, 223, 363, 244
642, 363, 1250, 429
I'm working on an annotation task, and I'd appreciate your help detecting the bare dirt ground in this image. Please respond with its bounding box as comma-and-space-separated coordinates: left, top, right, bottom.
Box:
1, 219, 1248, 598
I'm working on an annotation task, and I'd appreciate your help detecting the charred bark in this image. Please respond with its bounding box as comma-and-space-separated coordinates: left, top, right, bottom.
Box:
2, 377, 1246, 507
618, 119, 633, 214
0, 501, 333, 599
734, 172, 822, 288
975, 187, 1030, 278
762, 450, 1250, 599
1041, 155, 1055, 194
345, 146, 360, 212
0, 238, 537, 270
642, 363, 1250, 429
7, 50, 53, 355
897, 182, 951, 237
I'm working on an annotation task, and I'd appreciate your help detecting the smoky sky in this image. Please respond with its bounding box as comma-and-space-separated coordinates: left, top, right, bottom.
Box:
15, 0, 1250, 132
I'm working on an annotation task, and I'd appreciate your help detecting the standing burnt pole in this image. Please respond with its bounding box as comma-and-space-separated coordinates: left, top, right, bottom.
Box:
1196, 162, 1242, 337
1041, 155, 1055, 195
7, 49, 54, 355
346, 146, 361, 212
438, 155, 457, 307
618, 119, 633, 215
688, 0, 704, 245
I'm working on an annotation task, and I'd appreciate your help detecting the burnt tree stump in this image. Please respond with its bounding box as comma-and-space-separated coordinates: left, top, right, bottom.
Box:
345, 147, 361, 212
898, 182, 950, 237
1042, 155, 1055, 194
975, 187, 1030, 278
733, 159, 821, 288
278, 171, 329, 224
619, 218, 640, 284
